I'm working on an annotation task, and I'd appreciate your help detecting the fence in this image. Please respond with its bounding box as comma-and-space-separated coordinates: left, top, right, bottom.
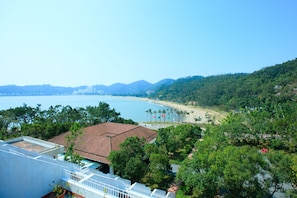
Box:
63, 169, 172, 198
64, 169, 134, 198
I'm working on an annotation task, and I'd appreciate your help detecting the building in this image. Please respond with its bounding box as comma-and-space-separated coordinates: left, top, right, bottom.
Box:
4, 136, 64, 158
49, 122, 157, 171
0, 139, 175, 198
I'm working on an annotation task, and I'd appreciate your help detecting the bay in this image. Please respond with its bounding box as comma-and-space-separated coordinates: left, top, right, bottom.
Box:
0, 95, 169, 122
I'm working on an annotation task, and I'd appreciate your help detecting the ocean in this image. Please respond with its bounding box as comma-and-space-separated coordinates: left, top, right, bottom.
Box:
0, 95, 169, 122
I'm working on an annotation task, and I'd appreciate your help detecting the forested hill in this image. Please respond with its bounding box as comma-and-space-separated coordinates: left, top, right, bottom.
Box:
0, 79, 175, 96
150, 58, 297, 110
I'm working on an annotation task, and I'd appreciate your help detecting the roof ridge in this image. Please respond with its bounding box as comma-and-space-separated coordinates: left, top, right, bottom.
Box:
75, 148, 109, 158
108, 125, 142, 139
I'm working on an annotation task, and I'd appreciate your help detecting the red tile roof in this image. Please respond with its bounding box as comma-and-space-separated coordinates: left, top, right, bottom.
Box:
49, 122, 157, 164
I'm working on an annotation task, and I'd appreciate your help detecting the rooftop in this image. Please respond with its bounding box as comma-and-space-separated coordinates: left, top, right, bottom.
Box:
5, 136, 64, 158
49, 122, 157, 164
0, 139, 175, 198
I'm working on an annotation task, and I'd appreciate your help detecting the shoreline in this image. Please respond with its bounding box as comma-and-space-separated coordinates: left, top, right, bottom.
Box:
0, 94, 227, 124
124, 96, 227, 124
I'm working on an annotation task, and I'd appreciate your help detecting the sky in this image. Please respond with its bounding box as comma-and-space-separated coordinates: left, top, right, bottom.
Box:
0, 0, 296, 87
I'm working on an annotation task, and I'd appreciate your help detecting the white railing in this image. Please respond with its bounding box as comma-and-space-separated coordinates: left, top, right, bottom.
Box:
64, 169, 132, 198
63, 170, 172, 198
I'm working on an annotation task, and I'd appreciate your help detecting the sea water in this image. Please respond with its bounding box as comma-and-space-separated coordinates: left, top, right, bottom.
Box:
0, 95, 169, 122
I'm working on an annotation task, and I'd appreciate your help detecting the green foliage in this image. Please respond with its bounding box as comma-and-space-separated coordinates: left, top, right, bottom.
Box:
142, 144, 173, 190
108, 136, 147, 183
291, 154, 297, 194
64, 123, 83, 165
108, 136, 174, 190
219, 103, 297, 152
2, 58, 297, 197
52, 184, 65, 196
265, 150, 296, 195
177, 105, 297, 197
151, 58, 297, 110
156, 124, 202, 162
86, 102, 121, 124
0, 102, 137, 140
177, 140, 269, 197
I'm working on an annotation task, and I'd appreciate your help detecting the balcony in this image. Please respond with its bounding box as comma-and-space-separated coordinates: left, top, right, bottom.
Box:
0, 140, 175, 198
60, 169, 174, 198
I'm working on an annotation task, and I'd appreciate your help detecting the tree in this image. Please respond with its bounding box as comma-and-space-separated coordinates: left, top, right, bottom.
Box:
177, 122, 297, 197
161, 109, 166, 122
86, 102, 118, 124
145, 109, 150, 122
291, 154, 297, 196
0, 101, 137, 140
64, 123, 83, 165
142, 144, 173, 190
177, 144, 269, 197
108, 136, 147, 183
265, 150, 296, 197
156, 124, 202, 162
153, 111, 157, 122
85, 102, 135, 125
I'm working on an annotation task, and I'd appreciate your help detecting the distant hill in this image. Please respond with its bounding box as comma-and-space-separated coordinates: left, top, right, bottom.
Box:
0, 79, 175, 97
0, 85, 77, 96
150, 58, 297, 110
95, 80, 153, 96
2, 58, 296, 108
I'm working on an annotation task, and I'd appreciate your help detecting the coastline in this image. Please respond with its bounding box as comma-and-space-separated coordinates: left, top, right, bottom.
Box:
124, 96, 227, 124
0, 94, 227, 124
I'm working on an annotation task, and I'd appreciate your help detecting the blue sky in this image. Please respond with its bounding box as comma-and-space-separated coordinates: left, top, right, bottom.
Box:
1, 0, 296, 87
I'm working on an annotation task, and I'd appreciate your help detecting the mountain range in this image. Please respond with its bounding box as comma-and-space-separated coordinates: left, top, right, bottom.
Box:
0, 79, 175, 96
150, 58, 297, 110
1, 58, 296, 104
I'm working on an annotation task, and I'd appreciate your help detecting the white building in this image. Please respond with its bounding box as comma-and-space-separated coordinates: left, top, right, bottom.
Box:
0, 138, 175, 198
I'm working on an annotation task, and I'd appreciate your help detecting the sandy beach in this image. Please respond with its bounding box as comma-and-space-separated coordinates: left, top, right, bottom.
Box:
150, 99, 227, 124
125, 96, 227, 124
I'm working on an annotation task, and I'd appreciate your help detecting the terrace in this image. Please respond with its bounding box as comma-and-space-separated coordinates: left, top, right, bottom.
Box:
5, 136, 64, 158
0, 140, 175, 198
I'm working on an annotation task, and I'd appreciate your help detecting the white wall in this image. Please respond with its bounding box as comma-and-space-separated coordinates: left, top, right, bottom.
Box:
0, 145, 77, 198
0, 142, 175, 198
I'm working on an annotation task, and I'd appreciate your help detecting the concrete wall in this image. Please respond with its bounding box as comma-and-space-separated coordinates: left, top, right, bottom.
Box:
5, 136, 64, 158
0, 144, 77, 198
0, 141, 175, 198
62, 180, 106, 198
42, 146, 64, 158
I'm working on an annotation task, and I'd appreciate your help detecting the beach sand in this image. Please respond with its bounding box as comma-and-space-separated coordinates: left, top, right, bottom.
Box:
150, 99, 227, 124
126, 96, 227, 124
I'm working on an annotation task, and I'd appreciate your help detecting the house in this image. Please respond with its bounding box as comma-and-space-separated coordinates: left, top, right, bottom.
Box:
49, 122, 157, 172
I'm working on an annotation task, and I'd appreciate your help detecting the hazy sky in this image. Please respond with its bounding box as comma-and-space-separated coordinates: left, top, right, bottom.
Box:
1, 1, 296, 87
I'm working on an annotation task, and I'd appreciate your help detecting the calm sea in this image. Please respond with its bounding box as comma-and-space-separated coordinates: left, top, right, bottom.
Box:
0, 95, 168, 122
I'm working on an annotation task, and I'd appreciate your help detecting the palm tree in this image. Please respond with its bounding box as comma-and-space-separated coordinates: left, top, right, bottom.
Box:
146, 109, 152, 122
169, 108, 174, 123
162, 109, 166, 122
158, 110, 162, 122
153, 110, 157, 122
145, 109, 149, 122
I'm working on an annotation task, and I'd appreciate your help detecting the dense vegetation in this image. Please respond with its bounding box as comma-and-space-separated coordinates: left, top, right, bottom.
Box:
177, 104, 297, 197
156, 125, 202, 162
109, 104, 297, 196
0, 102, 136, 140
151, 58, 297, 111
108, 124, 201, 190
153, 59, 297, 197
110, 58, 297, 197
1, 58, 296, 197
